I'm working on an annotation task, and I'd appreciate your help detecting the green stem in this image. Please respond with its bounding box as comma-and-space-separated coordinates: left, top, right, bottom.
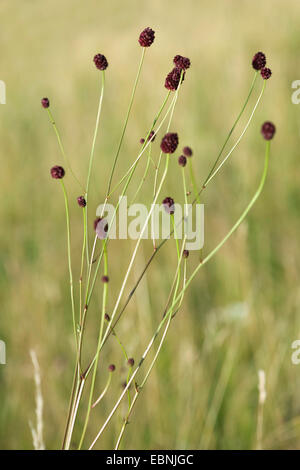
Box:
106, 48, 146, 196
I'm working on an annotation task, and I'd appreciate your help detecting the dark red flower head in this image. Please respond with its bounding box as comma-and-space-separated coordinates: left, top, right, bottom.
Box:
173, 55, 191, 70
162, 197, 175, 215
178, 155, 187, 167
77, 196, 86, 208
108, 364, 116, 372
50, 165, 65, 179
183, 249, 189, 259
160, 132, 179, 154
183, 146, 193, 157
261, 121, 276, 140
94, 217, 108, 239
127, 358, 135, 367
101, 275, 109, 283
165, 67, 185, 91
104, 313, 110, 321
140, 130, 155, 145
261, 67, 272, 80
252, 52, 266, 70
138, 27, 155, 47
93, 54, 108, 70
41, 97, 50, 108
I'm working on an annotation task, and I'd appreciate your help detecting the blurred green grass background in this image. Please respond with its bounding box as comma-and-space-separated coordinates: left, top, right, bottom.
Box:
1, 0, 300, 450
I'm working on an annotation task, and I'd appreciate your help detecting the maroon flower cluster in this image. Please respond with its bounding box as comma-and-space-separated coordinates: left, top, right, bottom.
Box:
261, 121, 276, 140
77, 196, 86, 208
183, 250, 189, 259
165, 54, 190, 91
162, 197, 175, 215
252, 52, 266, 71
173, 55, 191, 70
50, 165, 65, 179
165, 67, 185, 91
41, 97, 50, 108
160, 132, 179, 154
94, 217, 108, 239
183, 146, 193, 157
108, 364, 116, 372
101, 275, 109, 283
138, 27, 155, 47
93, 54, 108, 70
261, 67, 272, 80
178, 155, 187, 167
140, 130, 156, 144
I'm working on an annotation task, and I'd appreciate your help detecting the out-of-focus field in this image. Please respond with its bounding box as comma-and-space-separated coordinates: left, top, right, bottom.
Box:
1, 0, 300, 450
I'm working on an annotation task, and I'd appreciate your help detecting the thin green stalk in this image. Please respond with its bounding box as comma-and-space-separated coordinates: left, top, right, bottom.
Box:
189, 159, 200, 204
78, 241, 108, 449
60, 180, 77, 347
92, 372, 112, 409
106, 48, 146, 196
203, 70, 258, 186
85, 70, 106, 264
47, 109, 84, 191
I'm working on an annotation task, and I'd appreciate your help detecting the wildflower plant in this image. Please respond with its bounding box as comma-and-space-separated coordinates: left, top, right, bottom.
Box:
41, 28, 275, 450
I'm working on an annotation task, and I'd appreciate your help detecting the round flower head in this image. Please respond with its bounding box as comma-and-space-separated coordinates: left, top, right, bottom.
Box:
93, 53, 108, 70
162, 197, 175, 215
261, 67, 272, 80
178, 155, 187, 167
183, 249, 189, 259
140, 130, 155, 145
165, 67, 185, 91
104, 313, 110, 321
252, 52, 266, 70
77, 196, 86, 208
183, 146, 193, 157
138, 27, 155, 47
261, 121, 276, 140
94, 217, 108, 239
50, 165, 65, 179
173, 55, 191, 70
108, 364, 116, 372
127, 358, 135, 367
101, 275, 109, 283
41, 97, 50, 108
160, 132, 179, 154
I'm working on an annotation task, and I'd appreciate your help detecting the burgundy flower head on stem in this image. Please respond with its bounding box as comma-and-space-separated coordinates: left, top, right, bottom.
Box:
101, 275, 109, 283
138, 27, 155, 47
261, 121, 276, 140
94, 217, 108, 239
183, 146, 193, 157
162, 197, 175, 215
41, 97, 50, 108
183, 249, 189, 259
160, 132, 179, 154
165, 67, 185, 91
108, 364, 116, 372
178, 155, 187, 167
50, 165, 65, 179
127, 358, 135, 367
261, 67, 272, 80
173, 55, 191, 70
93, 53, 108, 70
140, 130, 156, 144
77, 196, 86, 208
252, 52, 266, 70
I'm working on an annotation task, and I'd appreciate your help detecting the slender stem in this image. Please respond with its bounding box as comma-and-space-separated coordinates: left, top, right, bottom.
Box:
85, 70, 106, 264
47, 109, 84, 190
60, 180, 77, 347
203, 71, 258, 186
106, 48, 146, 196
92, 372, 112, 409
78, 241, 108, 449
189, 159, 200, 204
